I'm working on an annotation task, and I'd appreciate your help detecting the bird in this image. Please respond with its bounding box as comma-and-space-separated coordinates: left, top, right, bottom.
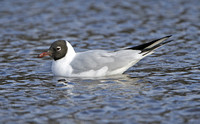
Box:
38, 35, 172, 77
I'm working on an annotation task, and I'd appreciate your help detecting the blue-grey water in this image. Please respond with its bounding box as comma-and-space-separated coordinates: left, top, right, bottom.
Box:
0, 0, 200, 123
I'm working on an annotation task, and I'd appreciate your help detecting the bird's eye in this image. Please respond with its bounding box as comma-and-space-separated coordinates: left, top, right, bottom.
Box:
56, 46, 61, 51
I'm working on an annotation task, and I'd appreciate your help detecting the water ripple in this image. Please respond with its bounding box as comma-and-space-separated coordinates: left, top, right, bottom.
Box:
0, 0, 200, 123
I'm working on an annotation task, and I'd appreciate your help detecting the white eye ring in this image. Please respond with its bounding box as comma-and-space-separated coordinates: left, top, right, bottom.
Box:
57, 46, 61, 51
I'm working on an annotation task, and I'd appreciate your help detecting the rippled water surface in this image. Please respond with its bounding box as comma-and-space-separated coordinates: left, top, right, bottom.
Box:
0, 0, 200, 123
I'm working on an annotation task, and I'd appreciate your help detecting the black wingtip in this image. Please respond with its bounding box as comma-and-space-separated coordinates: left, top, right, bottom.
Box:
126, 35, 172, 51
141, 39, 173, 53
165, 35, 172, 38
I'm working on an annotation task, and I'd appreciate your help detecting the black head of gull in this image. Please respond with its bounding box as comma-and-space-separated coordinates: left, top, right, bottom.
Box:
38, 40, 68, 61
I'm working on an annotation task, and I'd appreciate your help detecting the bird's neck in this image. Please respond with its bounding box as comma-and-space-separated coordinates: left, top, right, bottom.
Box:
66, 41, 76, 58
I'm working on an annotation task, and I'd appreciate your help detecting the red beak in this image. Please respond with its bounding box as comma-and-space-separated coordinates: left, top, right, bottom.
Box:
38, 51, 51, 58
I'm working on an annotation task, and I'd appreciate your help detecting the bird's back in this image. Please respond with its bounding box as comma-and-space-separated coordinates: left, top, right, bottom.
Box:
69, 49, 143, 76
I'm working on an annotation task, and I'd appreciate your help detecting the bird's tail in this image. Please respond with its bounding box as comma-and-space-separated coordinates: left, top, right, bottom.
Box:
127, 35, 172, 56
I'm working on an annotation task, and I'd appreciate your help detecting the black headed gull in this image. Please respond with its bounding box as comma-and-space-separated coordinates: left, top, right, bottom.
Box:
38, 35, 172, 77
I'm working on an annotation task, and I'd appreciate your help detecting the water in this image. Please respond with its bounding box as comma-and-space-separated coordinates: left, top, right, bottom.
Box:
0, 0, 200, 123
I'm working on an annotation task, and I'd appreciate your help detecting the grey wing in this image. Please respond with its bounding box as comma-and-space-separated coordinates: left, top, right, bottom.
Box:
70, 50, 141, 74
